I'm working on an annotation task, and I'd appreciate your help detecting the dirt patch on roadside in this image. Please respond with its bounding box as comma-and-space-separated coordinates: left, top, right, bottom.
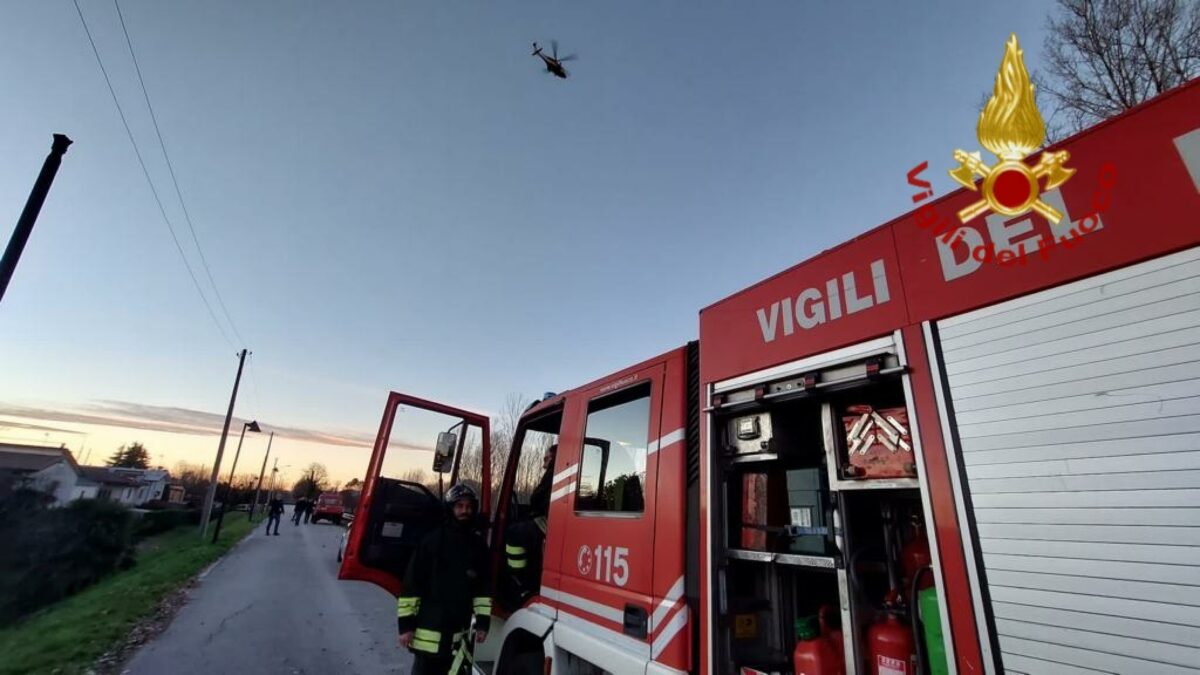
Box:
88, 580, 196, 675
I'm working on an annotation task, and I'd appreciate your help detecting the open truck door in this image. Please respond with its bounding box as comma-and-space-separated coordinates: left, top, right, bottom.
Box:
338, 391, 491, 595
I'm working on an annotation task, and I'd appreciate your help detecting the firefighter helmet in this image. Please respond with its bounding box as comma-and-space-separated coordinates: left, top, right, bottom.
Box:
444, 482, 479, 508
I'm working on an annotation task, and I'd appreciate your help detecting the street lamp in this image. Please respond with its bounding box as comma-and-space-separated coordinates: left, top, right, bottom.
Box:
269, 462, 292, 503
210, 420, 261, 543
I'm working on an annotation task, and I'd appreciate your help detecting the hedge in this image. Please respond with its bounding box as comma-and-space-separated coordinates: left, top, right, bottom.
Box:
0, 494, 134, 626
133, 508, 200, 540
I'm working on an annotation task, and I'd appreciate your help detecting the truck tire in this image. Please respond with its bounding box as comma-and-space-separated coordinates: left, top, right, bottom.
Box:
503, 651, 542, 675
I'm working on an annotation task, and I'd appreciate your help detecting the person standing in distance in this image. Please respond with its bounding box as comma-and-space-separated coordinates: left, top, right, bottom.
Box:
397, 483, 491, 674
265, 496, 284, 536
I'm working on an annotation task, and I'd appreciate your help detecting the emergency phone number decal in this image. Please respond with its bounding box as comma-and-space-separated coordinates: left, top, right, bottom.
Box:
577, 544, 630, 587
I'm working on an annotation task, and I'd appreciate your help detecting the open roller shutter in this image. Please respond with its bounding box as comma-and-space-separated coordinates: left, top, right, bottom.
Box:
935, 246, 1200, 674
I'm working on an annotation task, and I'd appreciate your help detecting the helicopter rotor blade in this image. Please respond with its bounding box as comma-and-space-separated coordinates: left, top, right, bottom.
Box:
551, 40, 559, 58
558, 54, 578, 62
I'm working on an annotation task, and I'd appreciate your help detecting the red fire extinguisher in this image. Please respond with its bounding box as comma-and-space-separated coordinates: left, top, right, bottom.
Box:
900, 517, 932, 593
867, 610, 916, 675
794, 615, 841, 675
818, 605, 845, 675
867, 504, 918, 674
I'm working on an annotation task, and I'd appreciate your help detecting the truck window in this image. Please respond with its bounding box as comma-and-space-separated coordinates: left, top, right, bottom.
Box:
514, 428, 558, 505
575, 382, 650, 513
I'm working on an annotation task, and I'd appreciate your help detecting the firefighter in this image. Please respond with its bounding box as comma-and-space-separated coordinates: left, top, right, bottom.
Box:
504, 443, 556, 598
397, 482, 491, 675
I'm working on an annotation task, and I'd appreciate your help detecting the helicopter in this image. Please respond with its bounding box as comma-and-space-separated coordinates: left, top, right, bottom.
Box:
531, 40, 576, 79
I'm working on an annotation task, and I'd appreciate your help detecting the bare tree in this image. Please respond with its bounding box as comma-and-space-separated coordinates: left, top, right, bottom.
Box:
292, 462, 330, 498
173, 461, 211, 504
1043, 0, 1200, 133
490, 393, 533, 502
514, 435, 551, 499
400, 467, 429, 485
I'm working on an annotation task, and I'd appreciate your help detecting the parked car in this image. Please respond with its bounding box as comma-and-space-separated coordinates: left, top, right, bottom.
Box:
311, 492, 344, 525
337, 522, 349, 562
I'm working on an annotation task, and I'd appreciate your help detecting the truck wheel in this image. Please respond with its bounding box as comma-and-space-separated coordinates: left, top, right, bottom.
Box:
503, 651, 543, 675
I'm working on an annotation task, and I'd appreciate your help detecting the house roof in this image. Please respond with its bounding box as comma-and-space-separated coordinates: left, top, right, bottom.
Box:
78, 466, 145, 487
0, 444, 76, 473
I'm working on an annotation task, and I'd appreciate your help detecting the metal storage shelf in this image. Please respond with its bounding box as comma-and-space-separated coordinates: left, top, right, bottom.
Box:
829, 476, 920, 492
725, 548, 838, 570
723, 452, 780, 466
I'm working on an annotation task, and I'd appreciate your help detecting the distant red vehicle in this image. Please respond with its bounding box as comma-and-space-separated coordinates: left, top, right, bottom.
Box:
311, 492, 344, 525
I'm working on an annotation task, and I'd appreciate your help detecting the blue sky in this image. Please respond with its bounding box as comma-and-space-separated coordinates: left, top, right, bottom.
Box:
0, 1, 1053, 481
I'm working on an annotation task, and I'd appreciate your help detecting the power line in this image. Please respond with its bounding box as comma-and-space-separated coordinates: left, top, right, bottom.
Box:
112, 0, 246, 347
72, 0, 235, 349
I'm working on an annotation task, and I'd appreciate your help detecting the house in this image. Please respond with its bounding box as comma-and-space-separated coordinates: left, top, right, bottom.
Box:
0, 443, 175, 507
0, 443, 88, 503
164, 484, 186, 503
75, 467, 171, 506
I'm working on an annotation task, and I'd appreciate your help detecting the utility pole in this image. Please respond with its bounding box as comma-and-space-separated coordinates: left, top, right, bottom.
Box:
200, 348, 248, 539
1, 134, 72, 305
250, 431, 274, 521
268, 457, 280, 503
210, 420, 259, 544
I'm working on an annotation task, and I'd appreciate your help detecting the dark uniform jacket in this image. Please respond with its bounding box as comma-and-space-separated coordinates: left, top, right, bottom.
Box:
529, 467, 553, 518
397, 519, 492, 659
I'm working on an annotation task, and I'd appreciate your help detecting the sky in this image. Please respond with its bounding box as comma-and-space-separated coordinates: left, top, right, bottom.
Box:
0, 1, 1055, 485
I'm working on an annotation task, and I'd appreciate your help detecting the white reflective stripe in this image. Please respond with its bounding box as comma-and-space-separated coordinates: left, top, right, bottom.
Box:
648, 576, 686, 632
647, 428, 685, 455
549, 484, 573, 503
1175, 127, 1200, 191
539, 586, 625, 624
553, 464, 578, 485
528, 602, 556, 619
651, 605, 689, 659
556, 610, 651, 660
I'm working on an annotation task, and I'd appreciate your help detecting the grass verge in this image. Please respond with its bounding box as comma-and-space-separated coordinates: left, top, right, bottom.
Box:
0, 516, 255, 675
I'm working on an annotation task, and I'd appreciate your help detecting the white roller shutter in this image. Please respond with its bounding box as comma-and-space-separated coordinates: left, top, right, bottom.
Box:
935, 246, 1200, 675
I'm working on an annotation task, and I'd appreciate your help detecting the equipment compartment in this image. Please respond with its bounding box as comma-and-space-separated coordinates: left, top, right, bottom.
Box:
821, 378, 918, 487
839, 490, 938, 675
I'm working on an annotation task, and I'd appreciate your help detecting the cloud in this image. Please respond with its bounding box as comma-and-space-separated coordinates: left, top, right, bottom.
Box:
0, 419, 85, 435
0, 401, 376, 448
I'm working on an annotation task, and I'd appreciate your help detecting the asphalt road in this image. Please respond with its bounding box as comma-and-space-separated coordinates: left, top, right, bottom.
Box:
124, 508, 411, 675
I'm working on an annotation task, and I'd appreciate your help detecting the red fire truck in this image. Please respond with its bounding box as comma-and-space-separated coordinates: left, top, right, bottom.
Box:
340, 78, 1200, 675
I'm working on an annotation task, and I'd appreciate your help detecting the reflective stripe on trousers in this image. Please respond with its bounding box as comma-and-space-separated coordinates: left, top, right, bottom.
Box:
411, 627, 441, 654
472, 596, 492, 615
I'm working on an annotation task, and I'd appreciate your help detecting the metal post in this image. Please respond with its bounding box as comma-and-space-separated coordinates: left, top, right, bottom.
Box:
250, 431, 274, 521
200, 349, 248, 538
211, 423, 250, 543
1, 134, 73, 305
268, 458, 280, 503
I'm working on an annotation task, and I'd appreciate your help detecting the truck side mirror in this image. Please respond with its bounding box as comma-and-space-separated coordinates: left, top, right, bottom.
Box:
432, 431, 457, 473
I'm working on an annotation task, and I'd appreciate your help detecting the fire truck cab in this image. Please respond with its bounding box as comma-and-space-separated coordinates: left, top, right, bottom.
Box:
342, 79, 1200, 675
